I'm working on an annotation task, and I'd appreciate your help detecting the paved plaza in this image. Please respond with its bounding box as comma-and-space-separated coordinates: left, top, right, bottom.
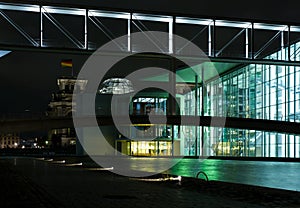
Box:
0, 157, 300, 208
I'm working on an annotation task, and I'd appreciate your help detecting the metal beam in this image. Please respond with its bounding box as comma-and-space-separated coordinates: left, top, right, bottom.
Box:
1, 115, 300, 135
2, 43, 300, 68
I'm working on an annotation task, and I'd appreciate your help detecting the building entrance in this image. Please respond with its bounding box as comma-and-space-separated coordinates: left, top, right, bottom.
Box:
116, 140, 172, 156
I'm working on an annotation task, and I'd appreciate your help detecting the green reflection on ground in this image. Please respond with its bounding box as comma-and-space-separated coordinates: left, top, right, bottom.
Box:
168, 159, 223, 180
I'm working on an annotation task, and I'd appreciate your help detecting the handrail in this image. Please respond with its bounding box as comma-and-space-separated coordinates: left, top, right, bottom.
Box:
196, 171, 209, 182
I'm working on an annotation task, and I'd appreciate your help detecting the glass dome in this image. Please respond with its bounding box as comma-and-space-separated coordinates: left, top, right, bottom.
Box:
98, 78, 134, 94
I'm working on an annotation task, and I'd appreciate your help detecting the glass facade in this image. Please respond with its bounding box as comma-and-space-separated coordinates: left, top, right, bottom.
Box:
178, 41, 300, 158
111, 40, 300, 158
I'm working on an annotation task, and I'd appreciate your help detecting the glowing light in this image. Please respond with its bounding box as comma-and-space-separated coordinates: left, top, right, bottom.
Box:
132, 13, 172, 22
254, 23, 288, 31
89, 10, 130, 19
290, 26, 300, 32
52, 160, 66, 164
87, 167, 114, 171
176, 17, 213, 25
215, 20, 251, 28
42, 6, 85, 16
130, 175, 182, 182
0, 3, 39, 12
65, 162, 83, 166
132, 124, 155, 127
0, 50, 11, 58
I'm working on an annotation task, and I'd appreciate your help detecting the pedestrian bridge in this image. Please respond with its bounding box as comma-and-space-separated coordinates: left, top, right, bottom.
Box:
1, 115, 300, 135
1, 0, 300, 67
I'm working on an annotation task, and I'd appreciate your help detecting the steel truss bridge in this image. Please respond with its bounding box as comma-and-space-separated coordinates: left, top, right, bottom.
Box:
1, 1, 300, 66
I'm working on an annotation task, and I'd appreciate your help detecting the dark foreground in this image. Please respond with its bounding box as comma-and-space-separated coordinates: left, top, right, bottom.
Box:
0, 157, 300, 208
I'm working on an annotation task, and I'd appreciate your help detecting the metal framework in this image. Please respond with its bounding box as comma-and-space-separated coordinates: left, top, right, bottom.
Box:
1, 1, 300, 62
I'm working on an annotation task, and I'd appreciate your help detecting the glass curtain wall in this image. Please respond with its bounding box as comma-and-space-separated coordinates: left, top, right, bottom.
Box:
180, 42, 300, 158
181, 86, 202, 156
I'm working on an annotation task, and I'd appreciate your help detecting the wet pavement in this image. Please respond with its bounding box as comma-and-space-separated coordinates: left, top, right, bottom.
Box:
64, 156, 300, 191
167, 159, 300, 191
0, 157, 300, 208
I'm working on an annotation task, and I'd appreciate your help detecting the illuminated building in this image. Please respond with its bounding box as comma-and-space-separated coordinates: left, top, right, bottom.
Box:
0, 133, 20, 149
93, 41, 300, 158
0, 1, 299, 158
47, 77, 87, 147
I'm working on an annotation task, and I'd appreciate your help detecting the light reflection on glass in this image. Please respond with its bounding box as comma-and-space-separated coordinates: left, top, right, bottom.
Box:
98, 78, 134, 94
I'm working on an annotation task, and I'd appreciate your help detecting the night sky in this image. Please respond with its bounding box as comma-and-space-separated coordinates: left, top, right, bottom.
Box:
0, 0, 299, 114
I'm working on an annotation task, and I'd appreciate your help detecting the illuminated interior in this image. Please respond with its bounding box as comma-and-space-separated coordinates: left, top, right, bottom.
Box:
130, 141, 172, 156
111, 39, 300, 157
116, 139, 174, 156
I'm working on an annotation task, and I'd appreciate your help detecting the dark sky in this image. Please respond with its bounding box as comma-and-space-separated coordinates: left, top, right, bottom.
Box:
0, 0, 299, 114
0, 51, 88, 113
